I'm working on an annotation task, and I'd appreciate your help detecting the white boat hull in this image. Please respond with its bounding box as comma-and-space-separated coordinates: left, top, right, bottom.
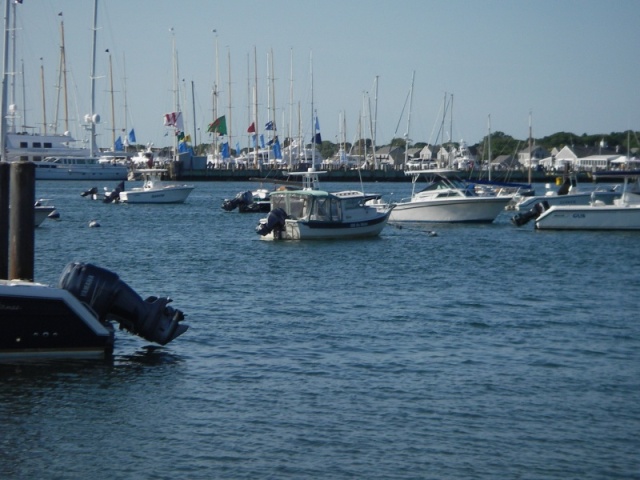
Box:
535, 205, 640, 230
35, 164, 128, 180
263, 212, 391, 240
390, 196, 511, 223
516, 191, 620, 211
119, 185, 194, 204
34, 205, 56, 227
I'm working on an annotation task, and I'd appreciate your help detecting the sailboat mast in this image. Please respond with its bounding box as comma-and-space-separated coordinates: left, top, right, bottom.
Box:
89, 0, 98, 157
122, 53, 128, 142
310, 51, 314, 167
108, 52, 115, 149
40, 61, 46, 135
288, 48, 293, 167
372, 75, 379, 168
1, 0, 10, 161
528, 110, 533, 184
211, 30, 218, 157
8, 0, 15, 133
253, 45, 258, 167
487, 114, 492, 182
404, 70, 415, 169
227, 46, 232, 148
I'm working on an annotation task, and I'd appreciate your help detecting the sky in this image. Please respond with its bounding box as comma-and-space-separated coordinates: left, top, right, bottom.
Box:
8, 0, 640, 152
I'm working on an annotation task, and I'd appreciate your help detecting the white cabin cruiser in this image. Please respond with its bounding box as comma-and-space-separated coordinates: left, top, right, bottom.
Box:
389, 169, 512, 223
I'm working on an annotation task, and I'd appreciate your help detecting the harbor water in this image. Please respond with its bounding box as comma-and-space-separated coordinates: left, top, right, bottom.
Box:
1, 179, 639, 479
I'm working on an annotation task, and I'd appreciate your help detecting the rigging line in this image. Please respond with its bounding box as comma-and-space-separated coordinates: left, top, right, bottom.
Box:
393, 88, 410, 137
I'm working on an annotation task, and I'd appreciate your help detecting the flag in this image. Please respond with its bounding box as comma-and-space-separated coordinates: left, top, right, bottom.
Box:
247, 122, 255, 133
265, 120, 274, 131
314, 116, 322, 144
177, 131, 185, 140
208, 115, 227, 135
183, 134, 192, 143
260, 134, 265, 149
178, 141, 189, 153
236, 142, 241, 155
252, 135, 257, 147
273, 138, 282, 159
128, 128, 136, 144
114, 136, 123, 151
221, 142, 230, 159
164, 111, 183, 130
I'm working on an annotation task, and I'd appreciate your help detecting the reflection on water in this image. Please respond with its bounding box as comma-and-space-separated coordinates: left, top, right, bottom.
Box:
0, 181, 638, 479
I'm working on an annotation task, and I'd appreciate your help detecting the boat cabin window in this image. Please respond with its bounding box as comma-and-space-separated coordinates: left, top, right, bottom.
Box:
33, 142, 42, 148
330, 198, 341, 221
19, 142, 27, 148
342, 198, 362, 210
311, 197, 330, 221
44, 142, 52, 148
271, 193, 309, 220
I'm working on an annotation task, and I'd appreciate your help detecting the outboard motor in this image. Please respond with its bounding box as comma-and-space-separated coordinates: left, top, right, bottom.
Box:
221, 190, 253, 211
511, 201, 550, 227
103, 181, 125, 204
81, 187, 98, 199
58, 262, 188, 345
256, 207, 287, 236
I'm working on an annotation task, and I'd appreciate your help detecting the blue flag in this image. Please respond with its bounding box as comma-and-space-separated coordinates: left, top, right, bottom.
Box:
273, 138, 282, 159
265, 120, 274, 131
260, 134, 265, 149
236, 142, 241, 155
221, 142, 230, 159
128, 128, 136, 144
114, 136, 123, 151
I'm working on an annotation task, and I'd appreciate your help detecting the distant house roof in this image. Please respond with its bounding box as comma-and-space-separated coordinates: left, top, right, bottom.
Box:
491, 155, 520, 168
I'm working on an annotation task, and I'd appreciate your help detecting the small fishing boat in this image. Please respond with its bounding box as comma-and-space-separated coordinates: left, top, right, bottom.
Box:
106, 169, 194, 204
527, 172, 640, 231
256, 169, 393, 240
513, 173, 621, 211
221, 188, 271, 213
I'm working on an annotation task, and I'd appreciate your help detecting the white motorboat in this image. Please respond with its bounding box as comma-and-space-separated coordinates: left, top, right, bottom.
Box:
389, 169, 513, 223
114, 169, 194, 204
513, 174, 621, 211
256, 169, 393, 240
34, 155, 128, 180
34, 200, 57, 227
531, 172, 640, 230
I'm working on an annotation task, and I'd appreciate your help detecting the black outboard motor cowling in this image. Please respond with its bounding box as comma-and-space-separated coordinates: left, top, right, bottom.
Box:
58, 262, 188, 345
221, 190, 253, 211
256, 207, 287, 236
104, 181, 125, 204
511, 201, 550, 227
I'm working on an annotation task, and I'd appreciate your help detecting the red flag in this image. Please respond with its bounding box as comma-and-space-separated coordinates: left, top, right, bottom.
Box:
247, 122, 255, 133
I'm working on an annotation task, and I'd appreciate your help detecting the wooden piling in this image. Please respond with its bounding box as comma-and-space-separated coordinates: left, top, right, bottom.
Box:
8, 161, 35, 281
0, 162, 9, 279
